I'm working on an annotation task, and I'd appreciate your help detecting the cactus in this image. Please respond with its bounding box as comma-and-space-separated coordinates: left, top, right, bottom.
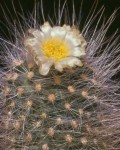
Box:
0, 1, 120, 150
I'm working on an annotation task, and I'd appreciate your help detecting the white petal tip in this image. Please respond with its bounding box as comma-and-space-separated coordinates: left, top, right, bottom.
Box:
55, 63, 63, 72
39, 59, 54, 76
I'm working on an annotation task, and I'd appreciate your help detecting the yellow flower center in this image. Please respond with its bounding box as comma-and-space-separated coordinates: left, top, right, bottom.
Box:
41, 38, 69, 61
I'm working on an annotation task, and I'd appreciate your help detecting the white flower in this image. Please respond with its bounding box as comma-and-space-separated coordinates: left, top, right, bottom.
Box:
24, 22, 87, 75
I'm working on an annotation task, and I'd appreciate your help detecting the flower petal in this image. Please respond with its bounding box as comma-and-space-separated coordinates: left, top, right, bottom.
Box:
34, 55, 48, 65
54, 62, 63, 72
63, 25, 71, 31
39, 59, 54, 76
51, 27, 67, 39
79, 34, 87, 47
55, 57, 83, 71
40, 22, 52, 35
71, 47, 86, 57
65, 31, 81, 47
28, 28, 44, 39
63, 57, 83, 67
24, 38, 38, 47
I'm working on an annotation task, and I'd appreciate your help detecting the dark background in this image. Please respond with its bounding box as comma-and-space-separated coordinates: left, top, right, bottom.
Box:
0, 0, 120, 34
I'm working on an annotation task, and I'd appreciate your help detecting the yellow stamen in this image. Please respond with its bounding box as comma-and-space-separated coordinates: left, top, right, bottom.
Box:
41, 37, 69, 61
